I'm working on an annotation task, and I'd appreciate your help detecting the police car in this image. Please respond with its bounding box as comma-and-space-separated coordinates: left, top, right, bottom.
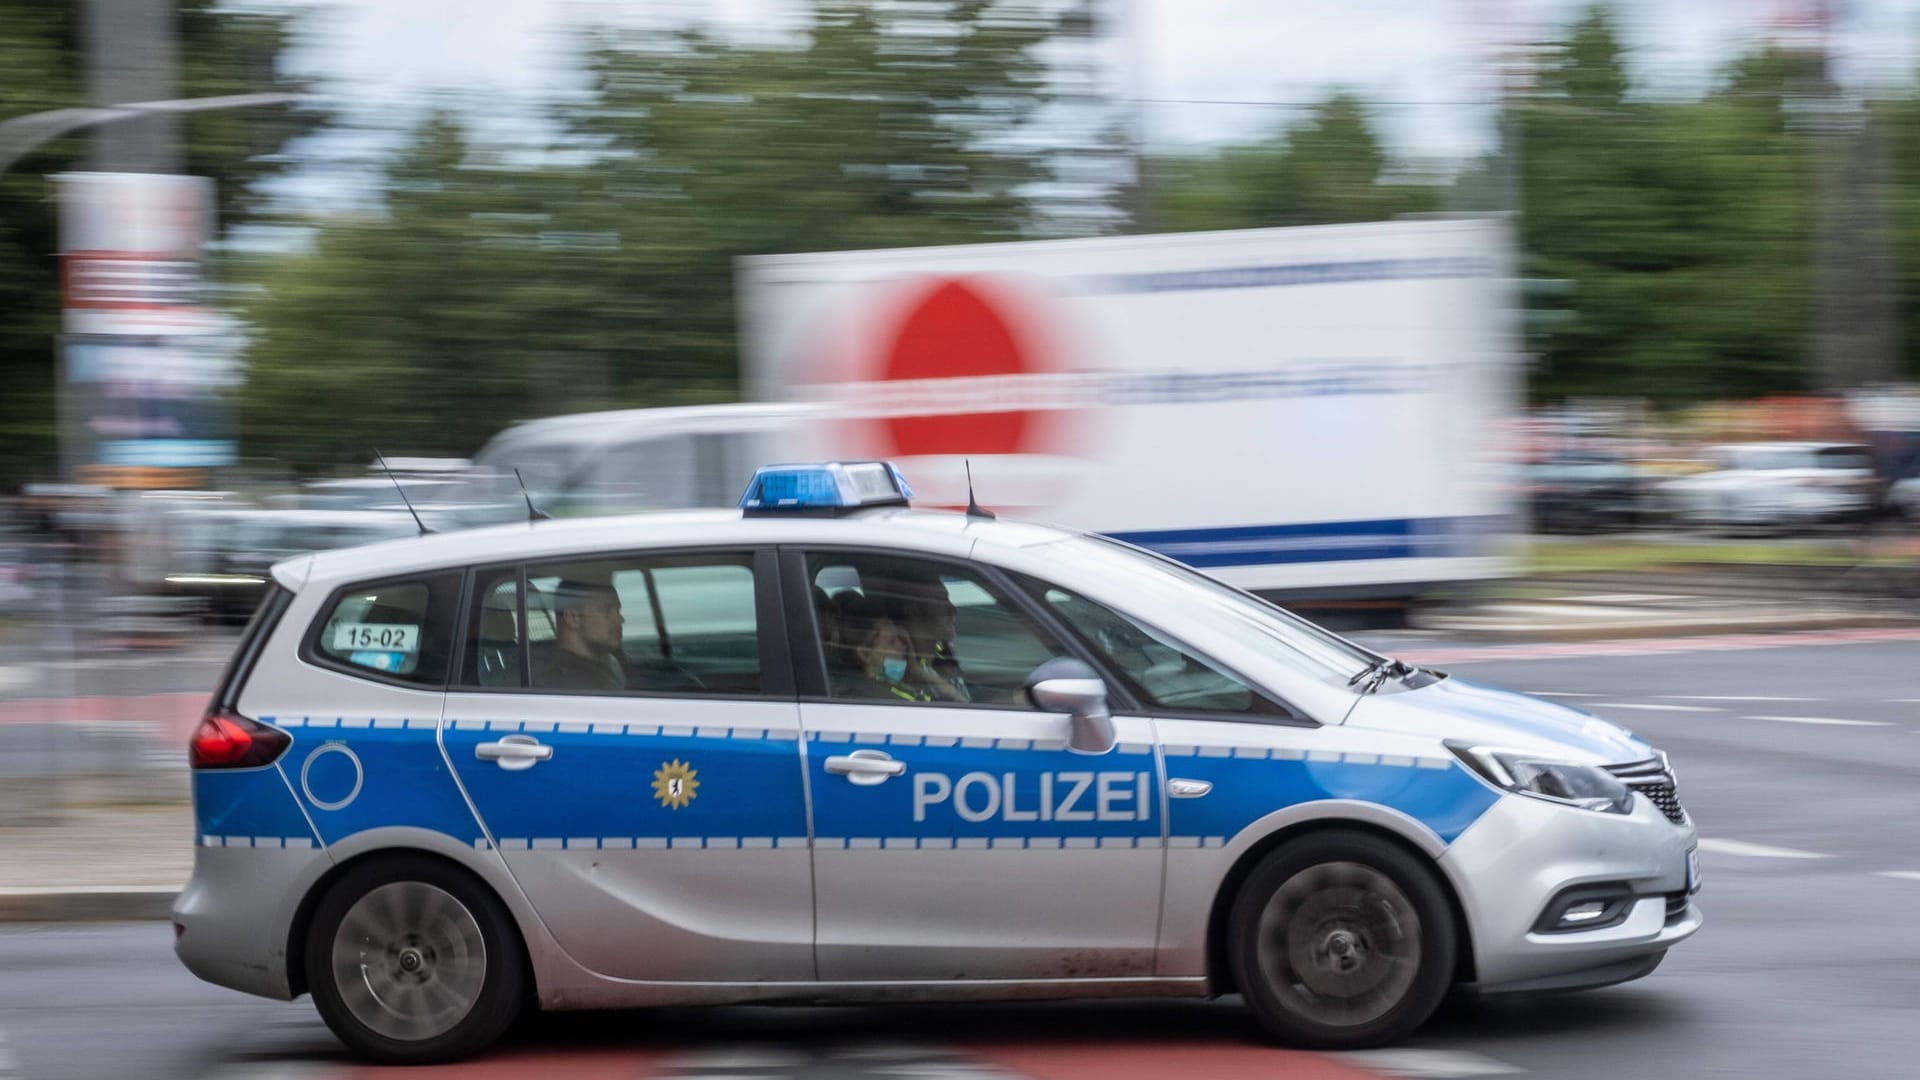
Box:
175, 462, 1700, 1064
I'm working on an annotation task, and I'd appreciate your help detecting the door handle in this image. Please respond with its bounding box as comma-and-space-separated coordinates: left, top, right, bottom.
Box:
476, 734, 553, 771
825, 749, 905, 786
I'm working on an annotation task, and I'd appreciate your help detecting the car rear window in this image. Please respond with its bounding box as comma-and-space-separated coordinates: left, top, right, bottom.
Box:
309, 573, 463, 685
214, 585, 293, 710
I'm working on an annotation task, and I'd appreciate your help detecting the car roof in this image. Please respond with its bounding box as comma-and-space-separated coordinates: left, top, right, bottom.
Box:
277, 508, 1077, 592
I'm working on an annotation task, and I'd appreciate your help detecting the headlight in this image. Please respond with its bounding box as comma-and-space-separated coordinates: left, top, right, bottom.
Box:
1448, 742, 1636, 814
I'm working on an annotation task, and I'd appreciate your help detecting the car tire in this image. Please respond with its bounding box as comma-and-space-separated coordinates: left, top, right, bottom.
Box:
1228, 830, 1455, 1050
304, 855, 526, 1065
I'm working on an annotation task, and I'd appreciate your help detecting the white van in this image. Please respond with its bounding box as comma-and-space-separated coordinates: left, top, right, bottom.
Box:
470, 403, 820, 518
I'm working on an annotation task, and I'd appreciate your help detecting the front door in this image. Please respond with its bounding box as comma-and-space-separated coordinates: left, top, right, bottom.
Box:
442, 549, 813, 983
792, 549, 1164, 981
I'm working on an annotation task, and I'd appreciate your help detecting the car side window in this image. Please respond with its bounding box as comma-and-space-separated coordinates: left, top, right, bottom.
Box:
1034, 583, 1293, 718
516, 551, 762, 696
806, 552, 1068, 708
312, 573, 462, 686
459, 568, 525, 689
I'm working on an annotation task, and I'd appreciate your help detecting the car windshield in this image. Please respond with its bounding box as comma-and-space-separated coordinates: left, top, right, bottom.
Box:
1058, 534, 1382, 685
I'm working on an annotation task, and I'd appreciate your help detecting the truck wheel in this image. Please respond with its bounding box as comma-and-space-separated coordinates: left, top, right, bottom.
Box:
1228, 831, 1455, 1049
304, 856, 525, 1065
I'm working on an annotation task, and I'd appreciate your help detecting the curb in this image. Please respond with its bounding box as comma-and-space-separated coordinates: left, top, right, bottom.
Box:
1413, 610, 1916, 643
0, 885, 178, 923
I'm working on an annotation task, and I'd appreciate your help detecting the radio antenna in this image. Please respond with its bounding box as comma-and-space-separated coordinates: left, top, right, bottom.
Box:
514, 468, 550, 521
964, 460, 995, 520
375, 450, 433, 536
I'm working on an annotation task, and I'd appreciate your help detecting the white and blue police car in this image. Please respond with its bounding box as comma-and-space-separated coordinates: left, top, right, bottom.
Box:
174, 461, 1700, 1064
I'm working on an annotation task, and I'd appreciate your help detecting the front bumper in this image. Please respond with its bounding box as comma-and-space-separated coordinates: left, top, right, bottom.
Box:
1442, 789, 1700, 991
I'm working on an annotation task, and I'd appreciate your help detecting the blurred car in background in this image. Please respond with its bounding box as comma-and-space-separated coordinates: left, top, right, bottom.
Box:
471, 403, 813, 517
1659, 442, 1880, 531
0, 536, 33, 608
1525, 451, 1647, 533
165, 508, 419, 621
1891, 475, 1920, 521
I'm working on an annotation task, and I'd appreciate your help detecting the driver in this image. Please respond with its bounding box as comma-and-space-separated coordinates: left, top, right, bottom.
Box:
534, 580, 626, 691
871, 570, 969, 702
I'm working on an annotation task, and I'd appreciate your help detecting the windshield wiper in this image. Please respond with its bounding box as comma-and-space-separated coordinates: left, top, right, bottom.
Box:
1347, 657, 1415, 693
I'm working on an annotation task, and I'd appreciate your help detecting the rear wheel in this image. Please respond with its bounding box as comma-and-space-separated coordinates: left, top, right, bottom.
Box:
1228, 831, 1455, 1049
304, 856, 525, 1065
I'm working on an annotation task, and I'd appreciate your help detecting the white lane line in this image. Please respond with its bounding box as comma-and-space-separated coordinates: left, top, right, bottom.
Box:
1699, 838, 1829, 860
1592, 703, 1723, 712
1665, 695, 1814, 703
1341, 1049, 1525, 1077
1747, 715, 1893, 727
1529, 691, 1601, 698
194, 1060, 334, 1068
1879, 871, 1920, 881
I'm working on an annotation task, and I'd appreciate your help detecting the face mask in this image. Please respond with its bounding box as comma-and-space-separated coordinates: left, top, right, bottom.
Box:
882, 657, 908, 683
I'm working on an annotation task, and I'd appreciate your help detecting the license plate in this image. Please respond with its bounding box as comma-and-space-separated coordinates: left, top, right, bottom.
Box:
1686, 847, 1700, 895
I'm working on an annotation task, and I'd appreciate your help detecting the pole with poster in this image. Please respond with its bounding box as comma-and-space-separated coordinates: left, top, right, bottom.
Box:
55, 171, 236, 491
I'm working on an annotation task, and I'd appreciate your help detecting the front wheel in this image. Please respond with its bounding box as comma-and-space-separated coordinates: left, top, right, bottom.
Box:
1228, 831, 1455, 1049
304, 856, 526, 1065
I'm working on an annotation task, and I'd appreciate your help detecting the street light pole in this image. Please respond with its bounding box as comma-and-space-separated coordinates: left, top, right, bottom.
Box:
0, 93, 304, 178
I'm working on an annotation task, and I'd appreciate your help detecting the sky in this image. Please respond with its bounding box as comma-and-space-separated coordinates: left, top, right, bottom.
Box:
256, 0, 1920, 210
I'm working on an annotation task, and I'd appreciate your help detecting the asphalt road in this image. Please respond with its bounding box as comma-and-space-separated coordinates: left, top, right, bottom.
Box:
1, 631, 1916, 1079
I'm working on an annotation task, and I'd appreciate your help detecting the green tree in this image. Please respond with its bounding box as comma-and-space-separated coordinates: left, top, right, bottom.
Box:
238, 115, 614, 470
0, 0, 318, 486
1879, 93, 1920, 380
237, 1, 1068, 468
572, 0, 1059, 394
1517, 6, 1814, 402
1146, 92, 1445, 233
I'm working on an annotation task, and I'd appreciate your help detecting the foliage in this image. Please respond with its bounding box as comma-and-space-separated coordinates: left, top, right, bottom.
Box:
1146, 93, 1444, 232
238, 0, 1062, 470
1515, 9, 1816, 403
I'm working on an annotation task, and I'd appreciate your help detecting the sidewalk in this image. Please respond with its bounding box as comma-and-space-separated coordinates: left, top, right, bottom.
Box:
0, 800, 192, 921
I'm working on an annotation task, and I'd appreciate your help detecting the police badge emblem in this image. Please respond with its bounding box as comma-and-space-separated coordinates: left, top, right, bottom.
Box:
651, 759, 699, 810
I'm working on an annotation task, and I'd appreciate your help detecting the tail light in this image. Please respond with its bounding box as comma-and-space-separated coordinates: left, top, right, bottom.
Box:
189, 708, 291, 769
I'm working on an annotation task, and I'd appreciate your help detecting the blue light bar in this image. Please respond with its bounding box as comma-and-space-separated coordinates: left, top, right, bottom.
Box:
739, 461, 913, 514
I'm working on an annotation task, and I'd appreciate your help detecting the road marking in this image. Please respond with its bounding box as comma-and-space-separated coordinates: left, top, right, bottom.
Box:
1399, 626, 1920, 667
1592, 703, 1722, 712
1878, 871, 1920, 882
1746, 715, 1893, 727
1340, 1049, 1525, 1077
1528, 691, 1601, 698
1699, 838, 1829, 859
1665, 695, 1814, 702
194, 1066, 338, 1079
667, 1047, 811, 1069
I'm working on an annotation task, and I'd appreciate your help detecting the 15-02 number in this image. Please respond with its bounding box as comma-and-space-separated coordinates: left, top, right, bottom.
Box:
332, 623, 419, 654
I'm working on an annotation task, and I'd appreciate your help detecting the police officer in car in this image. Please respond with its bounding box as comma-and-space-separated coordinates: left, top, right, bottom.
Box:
534, 580, 627, 692
831, 595, 939, 703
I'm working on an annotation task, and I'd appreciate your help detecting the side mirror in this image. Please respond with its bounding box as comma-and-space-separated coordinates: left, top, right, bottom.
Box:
1025, 657, 1115, 755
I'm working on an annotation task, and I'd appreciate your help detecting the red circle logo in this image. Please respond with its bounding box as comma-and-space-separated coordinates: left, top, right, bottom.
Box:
879, 278, 1039, 457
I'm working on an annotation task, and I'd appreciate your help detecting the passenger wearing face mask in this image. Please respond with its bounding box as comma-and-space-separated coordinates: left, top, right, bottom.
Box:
829, 595, 935, 703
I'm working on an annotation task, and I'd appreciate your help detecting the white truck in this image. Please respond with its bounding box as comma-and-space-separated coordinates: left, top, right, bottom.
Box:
477, 219, 1520, 606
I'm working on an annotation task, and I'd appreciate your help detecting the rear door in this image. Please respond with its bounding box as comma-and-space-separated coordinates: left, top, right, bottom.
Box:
441, 548, 814, 983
